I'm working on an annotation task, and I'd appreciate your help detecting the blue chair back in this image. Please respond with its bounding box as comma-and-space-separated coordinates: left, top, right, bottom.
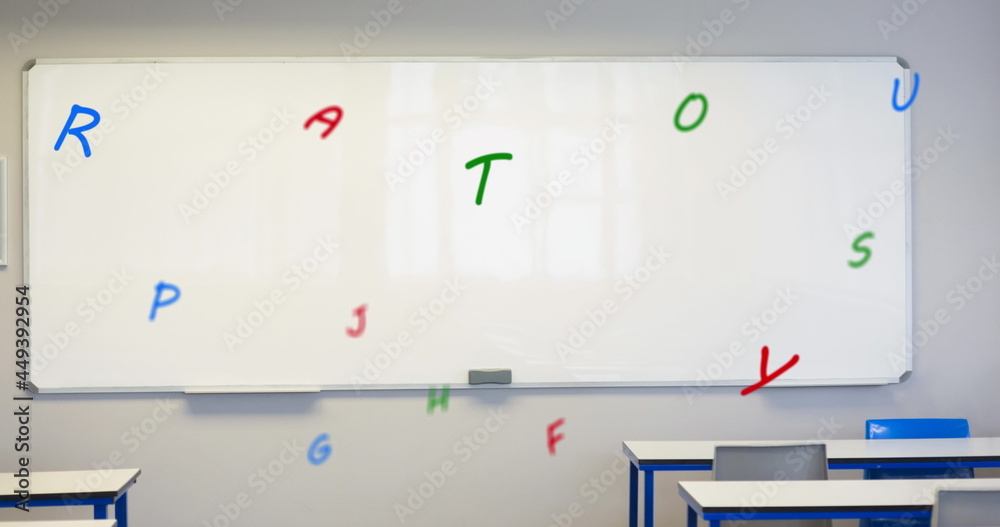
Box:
861, 419, 974, 527
867, 419, 971, 441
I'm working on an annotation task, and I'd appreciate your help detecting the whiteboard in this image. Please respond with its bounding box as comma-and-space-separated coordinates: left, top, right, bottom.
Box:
24, 57, 911, 392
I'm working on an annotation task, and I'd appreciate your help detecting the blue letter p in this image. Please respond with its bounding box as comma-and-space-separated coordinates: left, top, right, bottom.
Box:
149, 281, 181, 321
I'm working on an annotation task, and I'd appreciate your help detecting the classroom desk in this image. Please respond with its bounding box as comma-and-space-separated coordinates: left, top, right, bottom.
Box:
624, 438, 1000, 527
678, 477, 1000, 527
0, 469, 139, 527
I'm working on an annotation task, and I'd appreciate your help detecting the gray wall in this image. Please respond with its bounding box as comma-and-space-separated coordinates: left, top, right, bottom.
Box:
2, 1, 999, 526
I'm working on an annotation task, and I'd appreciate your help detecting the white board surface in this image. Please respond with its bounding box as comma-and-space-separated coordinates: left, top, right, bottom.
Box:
25, 57, 911, 392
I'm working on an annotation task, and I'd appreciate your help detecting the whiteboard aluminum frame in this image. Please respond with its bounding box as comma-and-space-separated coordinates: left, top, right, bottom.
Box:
22, 56, 912, 393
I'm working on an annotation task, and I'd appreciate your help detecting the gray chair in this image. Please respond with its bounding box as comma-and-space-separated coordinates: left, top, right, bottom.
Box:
931, 488, 1000, 527
713, 444, 832, 527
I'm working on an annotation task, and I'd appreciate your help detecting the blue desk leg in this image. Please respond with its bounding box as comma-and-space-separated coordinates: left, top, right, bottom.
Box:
710, 521, 720, 527
629, 463, 638, 527
644, 470, 654, 527
94, 504, 108, 519
115, 492, 128, 527
688, 505, 697, 527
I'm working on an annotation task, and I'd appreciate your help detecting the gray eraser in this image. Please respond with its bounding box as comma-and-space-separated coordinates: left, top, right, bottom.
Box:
469, 369, 512, 385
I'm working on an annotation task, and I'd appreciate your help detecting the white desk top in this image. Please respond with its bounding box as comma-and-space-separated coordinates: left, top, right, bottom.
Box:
679, 478, 1000, 515
0, 522, 117, 527
624, 437, 1000, 467
0, 469, 140, 501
